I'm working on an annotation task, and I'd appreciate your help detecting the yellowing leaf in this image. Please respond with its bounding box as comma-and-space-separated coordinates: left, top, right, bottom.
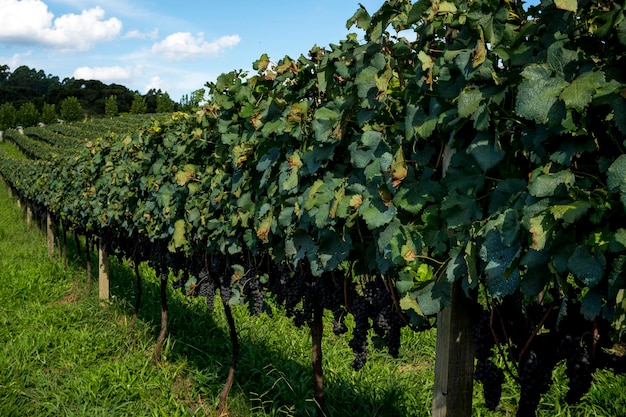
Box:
401, 245, 417, 262
171, 219, 186, 249
472, 27, 487, 68
349, 194, 363, 210
400, 294, 424, 316
256, 215, 273, 243
253, 53, 271, 71
288, 152, 303, 169
437, 1, 458, 14
390, 147, 408, 187
554, 0, 577, 12
175, 164, 196, 186
378, 185, 393, 206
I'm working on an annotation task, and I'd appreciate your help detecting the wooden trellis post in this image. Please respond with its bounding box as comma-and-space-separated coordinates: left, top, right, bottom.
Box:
432, 146, 474, 417
46, 212, 54, 259
432, 282, 474, 417
98, 240, 110, 302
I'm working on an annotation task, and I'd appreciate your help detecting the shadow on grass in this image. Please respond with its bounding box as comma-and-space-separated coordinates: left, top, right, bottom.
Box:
55, 234, 425, 417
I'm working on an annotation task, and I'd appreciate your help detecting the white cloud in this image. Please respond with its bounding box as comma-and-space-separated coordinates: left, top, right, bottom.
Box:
144, 76, 167, 93
0, 51, 33, 69
0, 0, 122, 51
125, 28, 158, 40
73, 65, 142, 82
151, 32, 240, 61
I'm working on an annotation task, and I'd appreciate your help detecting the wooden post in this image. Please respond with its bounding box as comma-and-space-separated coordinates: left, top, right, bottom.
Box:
98, 240, 110, 302
46, 213, 54, 259
432, 145, 474, 417
432, 282, 474, 417
26, 206, 33, 228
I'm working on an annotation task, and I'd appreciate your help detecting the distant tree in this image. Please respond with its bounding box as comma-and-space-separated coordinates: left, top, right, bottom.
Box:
180, 88, 205, 112
0, 102, 16, 129
105, 95, 118, 118
130, 93, 147, 114
16, 102, 40, 127
0, 64, 10, 85
156, 92, 175, 113
60, 96, 83, 122
144, 88, 159, 113
41, 103, 57, 124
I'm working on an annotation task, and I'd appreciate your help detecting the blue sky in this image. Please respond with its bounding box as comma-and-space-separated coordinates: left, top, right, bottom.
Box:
0, 0, 387, 101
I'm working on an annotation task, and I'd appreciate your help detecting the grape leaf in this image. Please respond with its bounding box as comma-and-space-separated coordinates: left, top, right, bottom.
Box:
607, 154, 626, 192
528, 169, 575, 197
359, 198, 397, 229
468, 134, 504, 172
581, 288, 603, 320
560, 71, 605, 112
550, 201, 591, 224
457, 87, 483, 118
516, 65, 568, 124
480, 230, 522, 297
312, 107, 340, 143
567, 245, 605, 287
171, 219, 186, 250
554, 0, 577, 12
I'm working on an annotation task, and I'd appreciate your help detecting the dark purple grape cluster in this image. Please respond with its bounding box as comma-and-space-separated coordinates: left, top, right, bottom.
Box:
475, 358, 505, 411
472, 293, 609, 417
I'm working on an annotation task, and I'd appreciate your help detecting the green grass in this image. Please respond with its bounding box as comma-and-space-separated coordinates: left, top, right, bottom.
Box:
1, 179, 625, 417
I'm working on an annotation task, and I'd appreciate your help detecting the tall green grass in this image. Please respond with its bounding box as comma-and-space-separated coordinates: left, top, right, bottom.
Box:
1, 180, 625, 416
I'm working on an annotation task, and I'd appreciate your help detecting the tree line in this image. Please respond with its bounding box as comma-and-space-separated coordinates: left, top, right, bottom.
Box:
0, 64, 204, 130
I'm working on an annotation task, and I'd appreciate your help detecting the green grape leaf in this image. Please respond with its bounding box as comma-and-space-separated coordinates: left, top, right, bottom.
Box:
480, 230, 521, 297
567, 245, 606, 287
312, 107, 340, 143
457, 87, 483, 118
516, 64, 568, 124
607, 154, 626, 192
560, 71, 605, 112
346, 4, 371, 30
610, 229, 626, 252
359, 198, 397, 229
405, 104, 438, 140
317, 230, 352, 272
468, 134, 504, 172
441, 193, 481, 228
349, 131, 382, 168
550, 201, 591, 225
528, 169, 575, 197
581, 288, 603, 320
618, 18, 626, 46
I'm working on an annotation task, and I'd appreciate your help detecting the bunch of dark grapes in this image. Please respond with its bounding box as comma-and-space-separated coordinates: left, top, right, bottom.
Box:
563, 338, 594, 404
363, 278, 406, 357
332, 312, 349, 335
198, 280, 216, 310
473, 308, 495, 361
516, 347, 556, 417
243, 275, 265, 316
348, 293, 371, 370
267, 262, 304, 319
475, 358, 505, 411
295, 277, 317, 327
